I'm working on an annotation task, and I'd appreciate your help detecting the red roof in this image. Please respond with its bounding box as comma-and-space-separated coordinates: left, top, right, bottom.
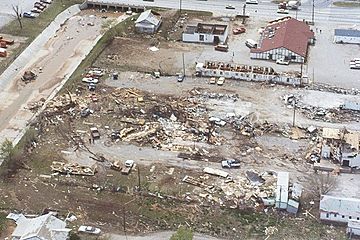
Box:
251, 18, 314, 57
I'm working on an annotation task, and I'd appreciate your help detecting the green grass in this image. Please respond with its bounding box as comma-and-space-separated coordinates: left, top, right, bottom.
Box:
333, 1, 360, 7
0, 0, 82, 75
0, 212, 7, 233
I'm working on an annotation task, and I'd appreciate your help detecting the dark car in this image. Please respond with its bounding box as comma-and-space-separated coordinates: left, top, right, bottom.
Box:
23, 12, 36, 18
225, 5, 236, 9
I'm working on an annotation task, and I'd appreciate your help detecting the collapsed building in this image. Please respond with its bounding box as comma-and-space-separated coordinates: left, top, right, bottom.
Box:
195, 61, 309, 86
182, 23, 229, 44
321, 128, 360, 168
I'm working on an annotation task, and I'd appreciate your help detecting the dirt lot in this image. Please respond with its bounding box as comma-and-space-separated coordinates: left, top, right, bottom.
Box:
0, 9, 357, 240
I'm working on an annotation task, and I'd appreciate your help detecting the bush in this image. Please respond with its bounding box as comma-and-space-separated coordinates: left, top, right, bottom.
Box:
170, 226, 193, 240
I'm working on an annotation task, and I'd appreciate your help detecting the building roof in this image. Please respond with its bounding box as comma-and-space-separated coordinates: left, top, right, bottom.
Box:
135, 10, 161, 26
348, 219, 360, 229
251, 17, 314, 57
12, 213, 70, 240
322, 127, 359, 151
184, 23, 228, 35
335, 29, 360, 38
320, 195, 360, 216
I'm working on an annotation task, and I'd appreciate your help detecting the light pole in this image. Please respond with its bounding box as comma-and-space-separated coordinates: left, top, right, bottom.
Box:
311, 0, 315, 24
179, 0, 182, 14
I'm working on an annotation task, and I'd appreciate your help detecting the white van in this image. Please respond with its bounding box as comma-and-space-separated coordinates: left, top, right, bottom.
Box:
245, 39, 258, 48
246, 0, 259, 4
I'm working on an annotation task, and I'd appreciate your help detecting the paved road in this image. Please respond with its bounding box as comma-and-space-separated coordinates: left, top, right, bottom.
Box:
89, 0, 360, 24
0, 0, 38, 28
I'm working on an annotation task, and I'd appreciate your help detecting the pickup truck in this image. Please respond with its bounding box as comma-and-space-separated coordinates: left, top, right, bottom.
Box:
222, 159, 241, 168
121, 160, 134, 175
90, 127, 100, 139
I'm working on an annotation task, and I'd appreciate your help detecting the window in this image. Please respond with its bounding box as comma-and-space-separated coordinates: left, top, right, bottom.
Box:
220, 71, 223, 75
326, 213, 330, 218
334, 214, 337, 218
357, 217, 359, 220
349, 216, 352, 219
199, 35, 204, 41
342, 215, 345, 218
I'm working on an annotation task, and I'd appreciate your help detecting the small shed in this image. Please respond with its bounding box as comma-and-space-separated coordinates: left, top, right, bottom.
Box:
135, 10, 162, 34
275, 172, 289, 209
334, 29, 360, 44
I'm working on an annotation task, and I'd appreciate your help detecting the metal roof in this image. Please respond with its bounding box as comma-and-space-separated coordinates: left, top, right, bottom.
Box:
135, 10, 161, 26
335, 29, 360, 38
320, 195, 360, 216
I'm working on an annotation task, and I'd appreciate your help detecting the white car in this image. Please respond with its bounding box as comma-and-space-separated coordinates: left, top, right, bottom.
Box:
40, 0, 52, 3
82, 77, 99, 84
209, 77, 216, 84
125, 160, 134, 168
78, 226, 101, 235
276, 58, 290, 65
246, 0, 259, 4
277, 8, 289, 14
217, 77, 225, 85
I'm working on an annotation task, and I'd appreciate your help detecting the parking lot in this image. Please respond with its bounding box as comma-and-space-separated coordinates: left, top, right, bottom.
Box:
0, 0, 38, 28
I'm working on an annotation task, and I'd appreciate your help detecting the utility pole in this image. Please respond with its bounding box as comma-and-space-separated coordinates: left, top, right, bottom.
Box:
182, 52, 185, 76
242, 4, 246, 24
292, 100, 296, 127
137, 167, 141, 191
300, 62, 303, 77
123, 206, 127, 239
295, 8, 298, 20
311, 0, 315, 24
179, 0, 182, 15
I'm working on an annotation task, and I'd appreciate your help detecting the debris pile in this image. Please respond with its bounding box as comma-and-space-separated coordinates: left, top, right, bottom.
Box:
51, 161, 96, 176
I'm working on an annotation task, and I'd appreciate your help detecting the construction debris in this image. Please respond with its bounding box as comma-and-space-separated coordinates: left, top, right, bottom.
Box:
51, 161, 97, 176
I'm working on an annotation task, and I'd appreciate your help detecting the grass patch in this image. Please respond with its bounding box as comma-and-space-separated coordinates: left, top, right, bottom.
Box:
0, 0, 82, 74
60, 15, 137, 93
333, 1, 360, 7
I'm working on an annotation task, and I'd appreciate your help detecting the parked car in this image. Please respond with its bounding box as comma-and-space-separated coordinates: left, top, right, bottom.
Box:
35, 1, 46, 7
245, 39, 258, 48
209, 77, 216, 84
40, 0, 52, 3
276, 58, 290, 65
222, 159, 241, 168
80, 108, 92, 117
225, 5, 236, 9
88, 70, 103, 77
217, 77, 225, 86
246, 0, 259, 4
90, 127, 100, 139
82, 77, 99, 84
88, 83, 96, 91
233, 27, 246, 35
215, 44, 229, 52
277, 8, 289, 14
78, 226, 101, 235
34, 4, 45, 11
23, 12, 36, 18
177, 74, 185, 82
125, 160, 134, 168
31, 8, 42, 13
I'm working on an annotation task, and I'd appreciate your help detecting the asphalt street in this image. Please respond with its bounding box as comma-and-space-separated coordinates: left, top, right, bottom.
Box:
88, 0, 360, 24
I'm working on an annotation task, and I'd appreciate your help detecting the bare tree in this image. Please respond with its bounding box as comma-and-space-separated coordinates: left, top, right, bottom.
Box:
306, 172, 337, 200
12, 5, 23, 29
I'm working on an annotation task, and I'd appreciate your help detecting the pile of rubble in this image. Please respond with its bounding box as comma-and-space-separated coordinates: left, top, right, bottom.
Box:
309, 84, 360, 96
51, 161, 97, 176
283, 94, 360, 122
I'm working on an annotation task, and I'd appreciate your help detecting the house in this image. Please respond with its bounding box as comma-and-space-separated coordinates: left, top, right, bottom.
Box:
250, 17, 315, 63
320, 195, 360, 223
347, 219, 360, 237
334, 29, 360, 44
135, 10, 162, 33
321, 127, 360, 168
195, 61, 308, 86
9, 213, 70, 240
182, 23, 229, 44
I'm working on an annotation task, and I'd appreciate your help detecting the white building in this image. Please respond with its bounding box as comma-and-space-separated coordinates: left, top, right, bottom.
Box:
9, 213, 70, 240
334, 29, 360, 44
135, 10, 162, 34
320, 195, 360, 223
182, 23, 229, 44
250, 17, 315, 63
347, 219, 360, 237
195, 61, 308, 86
275, 172, 289, 209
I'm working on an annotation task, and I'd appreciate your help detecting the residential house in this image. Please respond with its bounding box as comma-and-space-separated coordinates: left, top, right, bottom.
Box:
135, 10, 162, 34
320, 195, 360, 223
334, 29, 360, 44
250, 17, 315, 63
182, 23, 229, 44
9, 213, 70, 240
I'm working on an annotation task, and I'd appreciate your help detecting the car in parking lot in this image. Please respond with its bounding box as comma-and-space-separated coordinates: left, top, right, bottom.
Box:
23, 12, 36, 18
277, 8, 289, 14
209, 77, 216, 84
233, 27, 246, 35
225, 5, 236, 9
217, 77, 225, 85
221, 159, 241, 168
246, 0, 259, 4
177, 74, 185, 82
78, 226, 101, 235
82, 77, 99, 84
276, 58, 290, 65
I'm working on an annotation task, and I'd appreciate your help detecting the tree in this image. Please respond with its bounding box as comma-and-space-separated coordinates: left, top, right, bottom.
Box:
170, 226, 193, 240
306, 173, 337, 200
12, 5, 23, 30
0, 139, 22, 178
